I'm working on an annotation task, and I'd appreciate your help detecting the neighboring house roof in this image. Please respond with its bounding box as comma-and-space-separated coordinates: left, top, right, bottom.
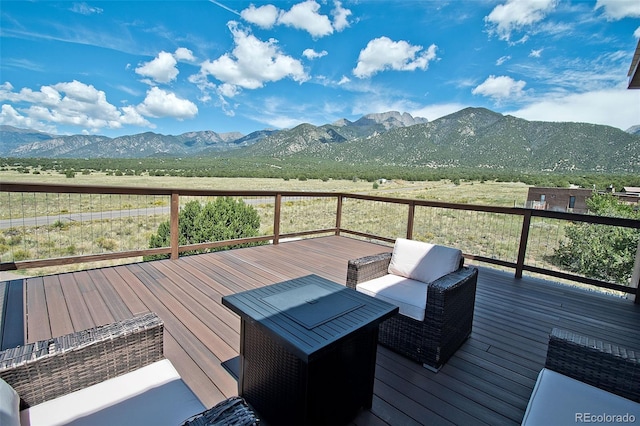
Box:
628, 39, 640, 89
622, 187, 640, 194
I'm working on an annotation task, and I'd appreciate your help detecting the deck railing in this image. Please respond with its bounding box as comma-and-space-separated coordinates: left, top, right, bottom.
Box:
1, 182, 639, 302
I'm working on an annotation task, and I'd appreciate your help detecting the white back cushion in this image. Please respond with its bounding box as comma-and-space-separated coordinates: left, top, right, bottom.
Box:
388, 238, 462, 283
0, 378, 20, 426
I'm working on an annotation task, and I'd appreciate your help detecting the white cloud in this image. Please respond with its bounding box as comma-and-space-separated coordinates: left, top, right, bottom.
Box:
529, 48, 543, 58
174, 47, 196, 62
338, 76, 351, 85
496, 55, 511, 65
332, 1, 352, 31
187, 72, 216, 103
277, 0, 334, 38
135, 51, 179, 84
0, 104, 56, 133
136, 87, 198, 119
485, 0, 557, 42
70, 2, 103, 15
594, 0, 640, 21
197, 22, 308, 97
635, 26, 640, 38
240, 1, 352, 37
241, 4, 279, 29
507, 89, 640, 130
120, 105, 153, 126
472, 75, 527, 100
0, 80, 153, 132
218, 83, 240, 98
303, 49, 328, 60
353, 37, 438, 78
134, 48, 195, 85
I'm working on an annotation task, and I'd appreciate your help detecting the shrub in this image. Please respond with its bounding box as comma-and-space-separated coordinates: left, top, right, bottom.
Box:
96, 237, 118, 251
552, 193, 640, 285
51, 219, 68, 230
12, 249, 31, 261
144, 197, 264, 261
7, 235, 22, 246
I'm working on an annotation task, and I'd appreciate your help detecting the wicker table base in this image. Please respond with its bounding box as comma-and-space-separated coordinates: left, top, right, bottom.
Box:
240, 318, 378, 425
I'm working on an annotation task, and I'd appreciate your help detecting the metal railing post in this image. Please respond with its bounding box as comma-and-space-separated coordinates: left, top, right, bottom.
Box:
335, 195, 343, 236
273, 194, 281, 245
170, 192, 179, 260
631, 237, 640, 304
406, 202, 415, 240
515, 210, 532, 279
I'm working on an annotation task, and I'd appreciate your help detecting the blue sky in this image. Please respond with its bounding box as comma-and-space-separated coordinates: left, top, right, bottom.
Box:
1, 0, 639, 138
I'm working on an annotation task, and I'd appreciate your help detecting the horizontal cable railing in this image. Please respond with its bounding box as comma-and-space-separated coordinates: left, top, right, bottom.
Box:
412, 206, 523, 268
1, 182, 639, 301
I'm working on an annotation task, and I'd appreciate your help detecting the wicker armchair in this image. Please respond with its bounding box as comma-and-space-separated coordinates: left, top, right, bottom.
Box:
0, 312, 165, 408
0, 313, 258, 425
347, 248, 478, 371
522, 329, 640, 425
545, 328, 640, 402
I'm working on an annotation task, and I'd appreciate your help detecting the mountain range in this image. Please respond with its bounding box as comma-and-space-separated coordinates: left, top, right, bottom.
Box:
1, 108, 639, 173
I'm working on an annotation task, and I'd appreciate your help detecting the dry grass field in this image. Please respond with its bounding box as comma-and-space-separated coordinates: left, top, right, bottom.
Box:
2, 170, 533, 278
0, 170, 530, 206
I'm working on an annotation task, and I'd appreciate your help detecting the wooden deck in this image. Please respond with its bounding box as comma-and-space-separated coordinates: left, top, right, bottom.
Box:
5, 236, 640, 425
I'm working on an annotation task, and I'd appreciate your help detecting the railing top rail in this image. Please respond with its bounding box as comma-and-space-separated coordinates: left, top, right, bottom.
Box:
528, 208, 640, 229
341, 193, 640, 229
340, 192, 516, 214
0, 182, 341, 198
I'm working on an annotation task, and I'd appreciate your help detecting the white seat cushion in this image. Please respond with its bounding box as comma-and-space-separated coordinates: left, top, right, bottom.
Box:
388, 238, 461, 284
21, 359, 206, 426
356, 274, 427, 321
522, 368, 640, 426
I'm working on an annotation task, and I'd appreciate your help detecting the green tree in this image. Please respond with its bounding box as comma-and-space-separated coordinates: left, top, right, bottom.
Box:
144, 197, 264, 261
552, 193, 640, 285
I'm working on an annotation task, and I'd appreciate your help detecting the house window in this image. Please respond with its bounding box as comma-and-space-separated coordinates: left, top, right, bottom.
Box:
540, 195, 546, 202
569, 196, 576, 209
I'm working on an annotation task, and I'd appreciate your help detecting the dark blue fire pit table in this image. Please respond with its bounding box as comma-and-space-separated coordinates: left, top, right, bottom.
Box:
222, 274, 399, 426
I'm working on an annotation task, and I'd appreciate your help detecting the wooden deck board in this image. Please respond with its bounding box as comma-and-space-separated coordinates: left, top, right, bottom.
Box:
42, 275, 74, 337
8, 236, 640, 426
57, 272, 95, 333
72, 270, 115, 327
100, 266, 148, 316
24, 276, 50, 341
84, 268, 132, 321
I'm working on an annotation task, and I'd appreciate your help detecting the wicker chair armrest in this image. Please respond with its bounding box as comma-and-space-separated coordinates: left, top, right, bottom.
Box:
0, 312, 164, 408
346, 252, 392, 289
425, 266, 478, 329
545, 328, 640, 402
428, 265, 478, 294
